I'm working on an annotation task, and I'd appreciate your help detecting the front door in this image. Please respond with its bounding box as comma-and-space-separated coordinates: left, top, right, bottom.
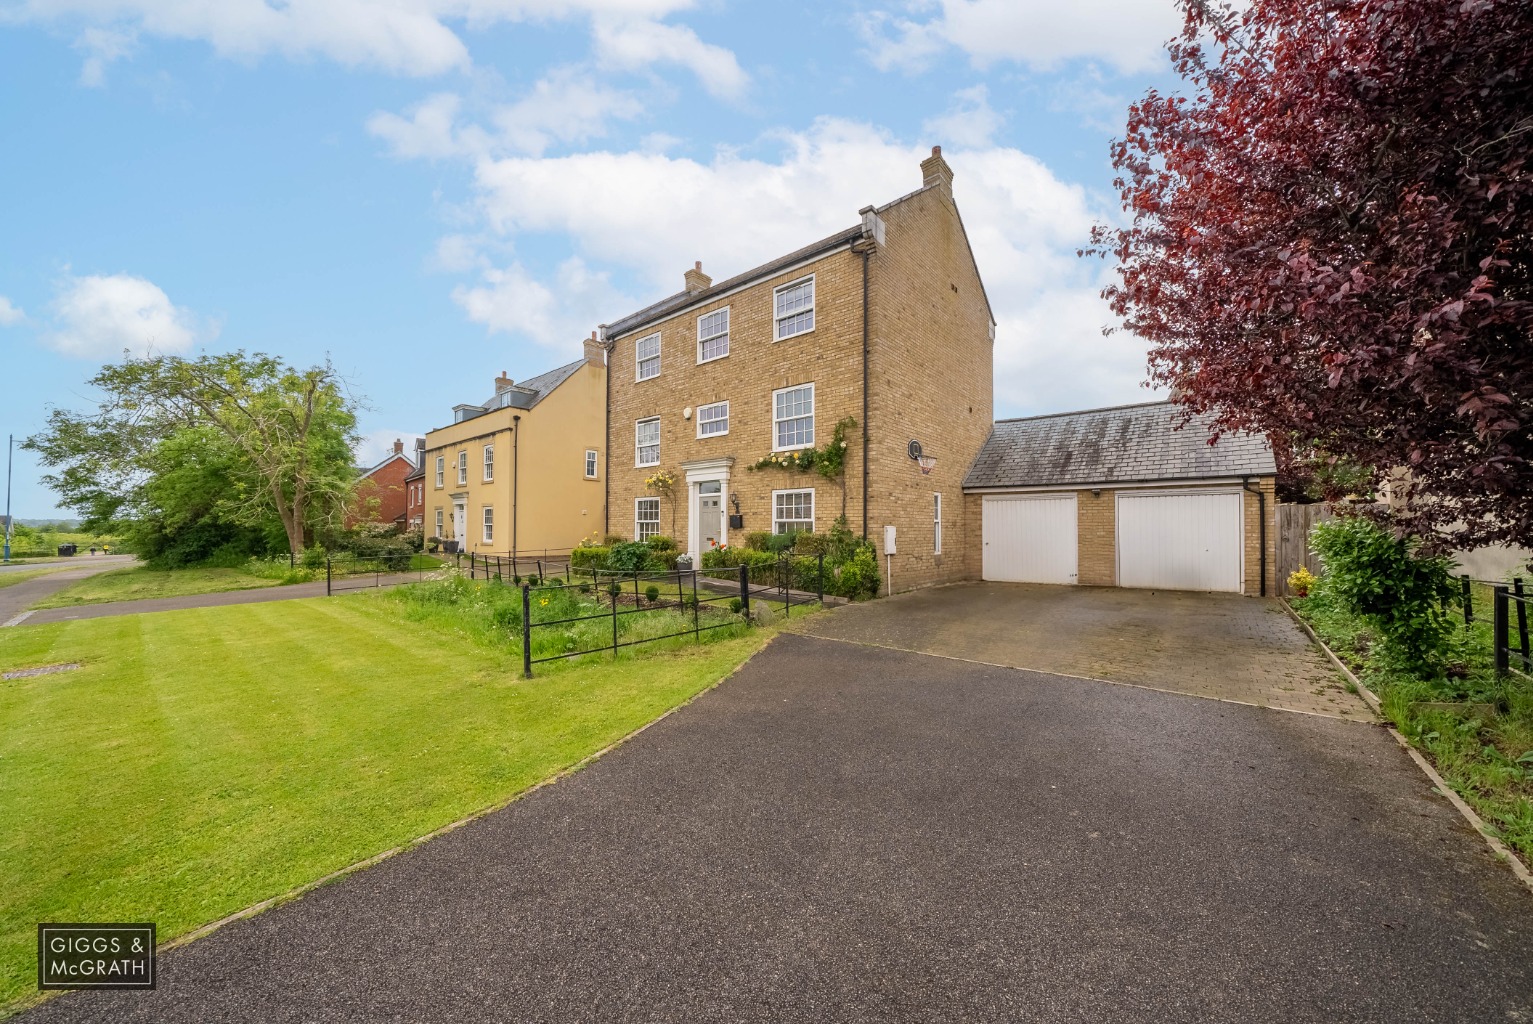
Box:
699, 482, 723, 551
453, 502, 466, 550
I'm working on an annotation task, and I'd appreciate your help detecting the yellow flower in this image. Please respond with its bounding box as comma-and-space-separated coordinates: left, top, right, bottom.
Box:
539, 598, 549, 606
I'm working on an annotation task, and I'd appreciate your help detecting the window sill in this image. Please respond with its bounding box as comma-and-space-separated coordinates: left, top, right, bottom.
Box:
696, 352, 729, 366
773, 325, 816, 343
773, 443, 815, 453
697, 429, 730, 440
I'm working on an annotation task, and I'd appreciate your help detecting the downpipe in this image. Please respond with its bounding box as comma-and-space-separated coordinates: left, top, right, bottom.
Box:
1242, 476, 1267, 596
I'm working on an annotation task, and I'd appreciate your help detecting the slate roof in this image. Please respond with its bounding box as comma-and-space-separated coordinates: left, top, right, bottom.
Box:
962, 401, 1276, 490
473, 358, 586, 411
604, 226, 865, 340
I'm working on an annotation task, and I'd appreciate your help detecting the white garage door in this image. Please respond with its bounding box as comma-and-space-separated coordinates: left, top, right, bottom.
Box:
1117, 490, 1243, 593
982, 494, 1078, 584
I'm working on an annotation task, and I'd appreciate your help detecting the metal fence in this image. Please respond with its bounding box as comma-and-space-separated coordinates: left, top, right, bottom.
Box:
463, 551, 575, 583
324, 552, 443, 595
518, 556, 827, 677
1491, 582, 1532, 677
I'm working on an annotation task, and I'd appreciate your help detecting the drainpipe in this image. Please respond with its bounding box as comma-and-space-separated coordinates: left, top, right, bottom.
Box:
854, 230, 875, 542
1242, 476, 1267, 596
512, 415, 521, 565
600, 325, 610, 541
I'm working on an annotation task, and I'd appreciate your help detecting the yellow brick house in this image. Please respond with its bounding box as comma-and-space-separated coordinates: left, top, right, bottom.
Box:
601, 147, 995, 592
422, 339, 606, 558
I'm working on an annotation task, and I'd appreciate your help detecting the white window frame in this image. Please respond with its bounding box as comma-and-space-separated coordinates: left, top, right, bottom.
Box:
635, 497, 661, 541
772, 488, 815, 535
773, 275, 815, 341
934, 492, 943, 556
457, 451, 468, 486
697, 306, 730, 364
585, 449, 599, 479
482, 505, 494, 544
434, 508, 443, 537
635, 332, 661, 381
482, 444, 494, 482
696, 400, 729, 439
771, 382, 815, 451
635, 417, 661, 467
434, 455, 444, 488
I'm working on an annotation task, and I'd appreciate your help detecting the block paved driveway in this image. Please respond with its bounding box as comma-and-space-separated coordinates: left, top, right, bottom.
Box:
29, 625, 1533, 1022
796, 581, 1371, 720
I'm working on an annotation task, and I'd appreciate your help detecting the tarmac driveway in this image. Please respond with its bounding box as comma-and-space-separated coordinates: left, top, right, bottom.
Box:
28, 634, 1533, 1023
796, 582, 1370, 719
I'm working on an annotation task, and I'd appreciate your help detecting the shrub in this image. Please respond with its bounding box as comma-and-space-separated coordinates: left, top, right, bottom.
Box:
578, 581, 591, 594
607, 541, 652, 575
792, 532, 831, 557
645, 584, 661, 603
743, 531, 773, 552
608, 583, 622, 598
1310, 516, 1459, 674
571, 545, 610, 571
646, 535, 678, 554
1287, 566, 1318, 597
831, 545, 882, 600
602, 534, 627, 546
763, 532, 797, 555
729, 597, 744, 614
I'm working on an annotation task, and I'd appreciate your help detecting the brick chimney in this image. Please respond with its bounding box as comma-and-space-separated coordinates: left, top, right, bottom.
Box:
494, 370, 513, 392
392, 438, 404, 455
921, 145, 953, 195
583, 330, 606, 367
684, 261, 711, 293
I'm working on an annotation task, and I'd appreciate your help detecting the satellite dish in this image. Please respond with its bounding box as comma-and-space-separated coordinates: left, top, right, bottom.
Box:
907, 439, 923, 460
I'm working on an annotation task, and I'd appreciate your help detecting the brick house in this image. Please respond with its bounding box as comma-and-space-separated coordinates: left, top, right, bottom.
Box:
403, 438, 426, 532
961, 402, 1278, 595
601, 147, 994, 591
421, 344, 606, 557
348, 440, 416, 530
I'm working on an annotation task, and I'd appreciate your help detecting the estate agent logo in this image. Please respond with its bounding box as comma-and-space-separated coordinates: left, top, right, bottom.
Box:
38, 924, 156, 990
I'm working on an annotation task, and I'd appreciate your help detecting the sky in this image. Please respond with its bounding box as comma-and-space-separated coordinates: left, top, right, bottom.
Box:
0, 0, 1189, 519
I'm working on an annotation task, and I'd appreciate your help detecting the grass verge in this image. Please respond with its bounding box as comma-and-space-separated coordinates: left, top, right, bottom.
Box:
0, 583, 791, 1016
28, 566, 282, 609
1293, 588, 1533, 865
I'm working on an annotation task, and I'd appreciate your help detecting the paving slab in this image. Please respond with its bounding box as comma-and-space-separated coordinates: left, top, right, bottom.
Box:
794, 581, 1370, 719
25, 635, 1532, 1024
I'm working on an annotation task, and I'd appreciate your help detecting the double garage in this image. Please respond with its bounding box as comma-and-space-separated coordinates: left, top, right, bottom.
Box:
963, 403, 1277, 596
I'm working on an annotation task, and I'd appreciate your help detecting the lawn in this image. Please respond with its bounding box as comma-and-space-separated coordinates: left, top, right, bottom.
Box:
28, 565, 282, 609
0, 584, 787, 1016
1293, 585, 1533, 866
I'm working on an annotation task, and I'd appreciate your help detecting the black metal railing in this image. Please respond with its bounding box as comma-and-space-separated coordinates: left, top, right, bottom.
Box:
520, 564, 757, 677
464, 551, 576, 584
325, 552, 444, 595
1492, 582, 1532, 676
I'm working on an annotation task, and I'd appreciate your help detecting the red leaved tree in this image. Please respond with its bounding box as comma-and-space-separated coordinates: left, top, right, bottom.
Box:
1093, 0, 1532, 550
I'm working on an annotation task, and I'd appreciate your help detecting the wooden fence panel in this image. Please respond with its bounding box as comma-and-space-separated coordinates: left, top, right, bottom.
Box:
1276, 503, 1333, 595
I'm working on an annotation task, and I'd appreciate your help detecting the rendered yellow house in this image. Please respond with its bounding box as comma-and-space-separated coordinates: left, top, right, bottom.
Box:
422, 340, 606, 558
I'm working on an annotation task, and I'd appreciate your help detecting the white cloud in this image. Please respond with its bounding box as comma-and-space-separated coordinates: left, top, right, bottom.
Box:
862, 0, 1181, 75
75, 25, 135, 86
46, 273, 212, 359
592, 17, 748, 100
0, 296, 25, 326
456, 117, 1154, 412
453, 256, 639, 351
369, 70, 645, 160
356, 430, 424, 468
922, 84, 1001, 148
10, 0, 704, 78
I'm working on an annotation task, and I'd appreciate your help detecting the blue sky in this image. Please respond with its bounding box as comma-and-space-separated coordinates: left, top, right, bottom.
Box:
0, 0, 1187, 519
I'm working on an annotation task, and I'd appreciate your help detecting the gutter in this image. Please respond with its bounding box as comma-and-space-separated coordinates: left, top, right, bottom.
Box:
854, 209, 878, 543
1242, 476, 1267, 596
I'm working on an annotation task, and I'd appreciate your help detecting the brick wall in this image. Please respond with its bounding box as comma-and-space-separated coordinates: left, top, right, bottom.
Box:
1076, 488, 1116, 586
865, 179, 994, 591
1242, 476, 1277, 596
605, 249, 868, 549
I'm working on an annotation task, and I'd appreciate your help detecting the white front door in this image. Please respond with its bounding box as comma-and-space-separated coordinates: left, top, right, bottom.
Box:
982, 493, 1078, 584
698, 483, 723, 551
1116, 490, 1243, 592
453, 502, 466, 549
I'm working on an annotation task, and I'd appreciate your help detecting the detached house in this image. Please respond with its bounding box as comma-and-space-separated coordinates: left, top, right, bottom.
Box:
421, 341, 606, 556
602, 147, 994, 591
347, 439, 416, 530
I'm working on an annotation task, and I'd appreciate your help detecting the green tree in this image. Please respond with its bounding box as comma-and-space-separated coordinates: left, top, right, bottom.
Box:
27, 352, 360, 556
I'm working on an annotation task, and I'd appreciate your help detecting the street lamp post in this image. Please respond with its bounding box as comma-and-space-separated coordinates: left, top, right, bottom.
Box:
4, 434, 13, 564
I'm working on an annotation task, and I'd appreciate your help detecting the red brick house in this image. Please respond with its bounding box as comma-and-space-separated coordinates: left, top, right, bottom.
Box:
348, 439, 417, 530
404, 438, 426, 532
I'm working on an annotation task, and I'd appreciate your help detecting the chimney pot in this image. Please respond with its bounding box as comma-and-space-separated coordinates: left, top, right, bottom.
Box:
583, 332, 607, 367
495, 371, 514, 392
393, 438, 403, 455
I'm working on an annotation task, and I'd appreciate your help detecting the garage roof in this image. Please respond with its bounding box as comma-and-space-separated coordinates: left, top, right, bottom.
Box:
963, 401, 1276, 490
